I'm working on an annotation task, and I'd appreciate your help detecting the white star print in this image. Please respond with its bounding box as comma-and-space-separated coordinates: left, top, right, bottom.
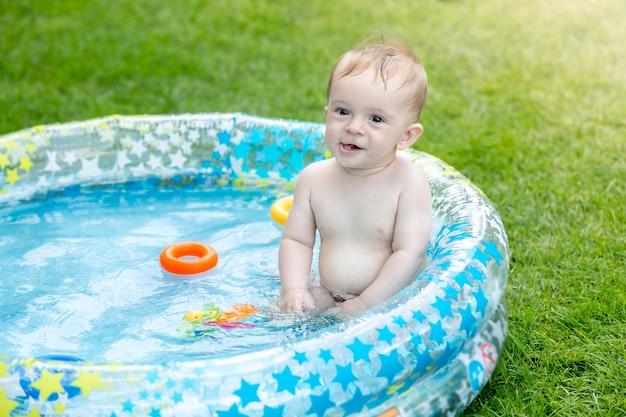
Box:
180, 141, 192, 155
188, 129, 200, 142
157, 140, 170, 154
77, 157, 102, 178
146, 154, 163, 170
44, 151, 61, 172
130, 140, 147, 157
169, 149, 186, 169
116, 150, 131, 169
63, 151, 78, 166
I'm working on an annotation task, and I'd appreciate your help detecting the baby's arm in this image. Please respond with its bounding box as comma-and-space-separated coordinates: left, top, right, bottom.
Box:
279, 237, 316, 312
339, 171, 432, 316
279, 169, 318, 313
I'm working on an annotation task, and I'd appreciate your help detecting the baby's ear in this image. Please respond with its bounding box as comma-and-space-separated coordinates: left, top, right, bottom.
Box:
397, 123, 423, 150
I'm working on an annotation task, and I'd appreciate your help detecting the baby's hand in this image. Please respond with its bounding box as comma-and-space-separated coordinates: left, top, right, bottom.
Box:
281, 289, 316, 314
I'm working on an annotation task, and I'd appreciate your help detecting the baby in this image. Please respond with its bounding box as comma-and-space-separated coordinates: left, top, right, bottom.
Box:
279, 39, 432, 317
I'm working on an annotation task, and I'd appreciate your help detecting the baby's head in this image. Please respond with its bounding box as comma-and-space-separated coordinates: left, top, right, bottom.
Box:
326, 40, 428, 122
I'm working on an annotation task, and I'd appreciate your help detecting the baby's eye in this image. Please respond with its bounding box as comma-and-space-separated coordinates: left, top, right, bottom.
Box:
336, 107, 350, 116
371, 115, 385, 123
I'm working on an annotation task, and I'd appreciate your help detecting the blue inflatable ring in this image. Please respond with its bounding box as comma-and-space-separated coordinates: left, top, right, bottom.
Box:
0, 114, 508, 416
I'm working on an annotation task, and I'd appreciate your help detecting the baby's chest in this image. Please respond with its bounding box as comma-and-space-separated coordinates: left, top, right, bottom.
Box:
312, 187, 399, 235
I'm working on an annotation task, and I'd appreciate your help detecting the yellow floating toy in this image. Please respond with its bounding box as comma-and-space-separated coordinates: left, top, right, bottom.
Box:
270, 195, 293, 226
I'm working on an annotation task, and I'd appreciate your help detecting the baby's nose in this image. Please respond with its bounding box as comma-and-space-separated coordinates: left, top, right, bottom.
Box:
346, 118, 364, 134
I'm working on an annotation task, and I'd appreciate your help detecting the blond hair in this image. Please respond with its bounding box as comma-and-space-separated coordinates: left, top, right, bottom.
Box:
326, 40, 428, 121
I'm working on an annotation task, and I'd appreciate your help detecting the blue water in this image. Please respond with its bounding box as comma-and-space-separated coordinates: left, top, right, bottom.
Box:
0, 184, 333, 364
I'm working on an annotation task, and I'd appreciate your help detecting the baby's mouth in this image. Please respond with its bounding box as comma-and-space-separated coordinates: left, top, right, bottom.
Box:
341, 143, 362, 151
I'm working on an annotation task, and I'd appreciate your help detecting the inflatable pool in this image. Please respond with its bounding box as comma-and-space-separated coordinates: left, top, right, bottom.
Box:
0, 114, 509, 416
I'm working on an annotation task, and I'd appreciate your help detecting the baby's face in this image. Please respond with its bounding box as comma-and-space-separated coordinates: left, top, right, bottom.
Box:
325, 65, 416, 175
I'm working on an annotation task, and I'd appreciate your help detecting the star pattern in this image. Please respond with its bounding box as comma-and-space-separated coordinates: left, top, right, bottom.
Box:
0, 387, 19, 414
466, 264, 485, 282
0, 114, 508, 417
458, 304, 478, 333
234, 380, 260, 407
319, 349, 333, 364
69, 370, 105, 398
433, 296, 454, 319
116, 150, 131, 169
376, 326, 396, 345
262, 404, 285, 417
333, 363, 355, 390
413, 346, 433, 376
347, 338, 373, 362
393, 314, 409, 327
474, 248, 491, 266
482, 240, 504, 265
44, 150, 61, 172
272, 366, 300, 395
473, 288, 489, 317
0, 153, 10, 169
293, 351, 307, 365
340, 387, 373, 414
78, 157, 102, 178
31, 369, 65, 401
376, 350, 404, 385
4, 168, 19, 186
429, 320, 447, 342
444, 284, 460, 300
306, 390, 335, 416
19, 155, 34, 172
305, 372, 321, 389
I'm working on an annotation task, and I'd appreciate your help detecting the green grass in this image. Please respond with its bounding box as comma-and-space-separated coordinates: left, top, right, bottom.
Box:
1, 0, 625, 415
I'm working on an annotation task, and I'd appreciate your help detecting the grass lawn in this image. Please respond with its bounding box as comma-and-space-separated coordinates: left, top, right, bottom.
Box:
1, 0, 624, 415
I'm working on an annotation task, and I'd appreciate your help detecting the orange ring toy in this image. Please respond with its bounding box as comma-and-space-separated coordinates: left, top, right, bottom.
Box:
160, 241, 218, 275
270, 195, 293, 226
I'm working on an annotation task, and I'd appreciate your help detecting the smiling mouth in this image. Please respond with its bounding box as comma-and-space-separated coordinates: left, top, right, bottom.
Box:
341, 143, 362, 151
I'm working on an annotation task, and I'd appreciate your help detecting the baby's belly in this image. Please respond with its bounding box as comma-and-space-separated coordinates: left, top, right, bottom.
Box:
318, 243, 390, 295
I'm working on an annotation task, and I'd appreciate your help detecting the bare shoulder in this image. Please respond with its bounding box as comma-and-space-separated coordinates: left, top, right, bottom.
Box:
296, 159, 334, 184
394, 157, 430, 189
